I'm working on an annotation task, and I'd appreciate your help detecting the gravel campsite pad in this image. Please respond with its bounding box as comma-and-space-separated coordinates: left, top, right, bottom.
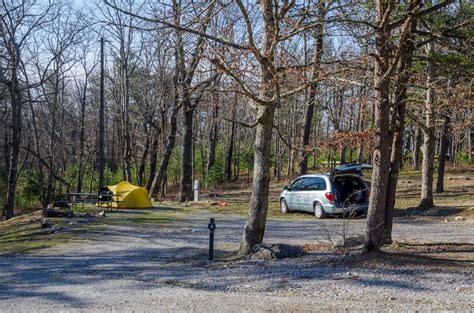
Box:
0, 208, 473, 312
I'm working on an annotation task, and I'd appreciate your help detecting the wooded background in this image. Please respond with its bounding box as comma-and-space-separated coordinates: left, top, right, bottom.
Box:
1, 0, 472, 253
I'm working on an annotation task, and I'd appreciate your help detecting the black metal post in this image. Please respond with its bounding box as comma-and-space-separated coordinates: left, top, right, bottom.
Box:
208, 218, 216, 261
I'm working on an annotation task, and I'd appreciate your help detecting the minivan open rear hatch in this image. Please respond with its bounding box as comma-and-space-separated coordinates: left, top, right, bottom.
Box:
330, 163, 373, 179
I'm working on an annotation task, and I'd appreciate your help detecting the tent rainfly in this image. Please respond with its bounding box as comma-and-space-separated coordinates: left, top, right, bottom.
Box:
107, 181, 152, 209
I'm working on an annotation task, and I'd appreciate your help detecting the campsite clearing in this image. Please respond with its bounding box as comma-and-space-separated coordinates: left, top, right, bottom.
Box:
0, 170, 473, 311
0, 209, 472, 311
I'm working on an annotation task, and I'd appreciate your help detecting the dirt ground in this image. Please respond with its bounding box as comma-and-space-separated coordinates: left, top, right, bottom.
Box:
0, 169, 473, 311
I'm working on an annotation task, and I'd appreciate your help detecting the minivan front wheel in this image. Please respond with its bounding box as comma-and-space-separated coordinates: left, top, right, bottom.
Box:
314, 202, 326, 219
280, 199, 289, 213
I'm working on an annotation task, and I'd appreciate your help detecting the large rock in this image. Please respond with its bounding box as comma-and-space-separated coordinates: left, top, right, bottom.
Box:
41, 218, 52, 228
43, 202, 73, 217
335, 235, 365, 248
447, 176, 471, 180
251, 243, 304, 260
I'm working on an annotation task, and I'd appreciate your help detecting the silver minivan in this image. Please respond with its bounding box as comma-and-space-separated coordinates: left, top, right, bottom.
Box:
279, 164, 372, 218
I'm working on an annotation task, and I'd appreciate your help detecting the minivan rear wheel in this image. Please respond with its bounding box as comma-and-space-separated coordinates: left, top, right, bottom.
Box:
280, 199, 289, 213
314, 202, 326, 219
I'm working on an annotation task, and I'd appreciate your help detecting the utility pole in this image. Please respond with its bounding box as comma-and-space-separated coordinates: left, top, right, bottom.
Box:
98, 37, 105, 188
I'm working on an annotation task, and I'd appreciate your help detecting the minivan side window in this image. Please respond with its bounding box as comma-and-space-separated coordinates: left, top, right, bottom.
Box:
289, 178, 302, 191
299, 177, 327, 191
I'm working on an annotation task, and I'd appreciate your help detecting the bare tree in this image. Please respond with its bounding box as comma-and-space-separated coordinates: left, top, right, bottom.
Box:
1, 0, 54, 218
299, 0, 326, 175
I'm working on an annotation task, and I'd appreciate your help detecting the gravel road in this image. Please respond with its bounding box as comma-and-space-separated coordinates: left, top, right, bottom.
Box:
0, 209, 472, 312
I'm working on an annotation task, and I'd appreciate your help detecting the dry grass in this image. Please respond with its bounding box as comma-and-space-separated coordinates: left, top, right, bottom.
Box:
158, 166, 474, 219
2, 165, 473, 255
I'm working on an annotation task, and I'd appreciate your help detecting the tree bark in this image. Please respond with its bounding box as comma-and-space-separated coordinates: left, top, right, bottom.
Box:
436, 115, 450, 193
364, 1, 393, 251
3, 67, 21, 219
239, 104, 275, 255
225, 104, 236, 181
383, 15, 417, 244
274, 107, 281, 181
121, 60, 132, 182
77, 76, 87, 193
178, 96, 195, 202
298, 1, 325, 175
146, 131, 159, 191
176, 0, 214, 202
137, 135, 151, 186
149, 103, 180, 197
339, 146, 347, 165
44, 71, 60, 207
206, 84, 219, 172
412, 126, 421, 170
468, 122, 473, 162
98, 37, 106, 187
238, 0, 277, 255
419, 41, 436, 210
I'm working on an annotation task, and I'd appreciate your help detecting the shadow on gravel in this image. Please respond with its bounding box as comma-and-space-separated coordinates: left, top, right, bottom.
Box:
354, 278, 427, 291
0, 210, 471, 304
2, 242, 459, 303
334, 248, 474, 271
393, 206, 467, 218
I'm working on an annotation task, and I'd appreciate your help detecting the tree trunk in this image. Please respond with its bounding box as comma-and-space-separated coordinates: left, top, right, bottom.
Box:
364, 1, 393, 251
122, 66, 132, 183
175, 0, 212, 202
365, 76, 391, 251
274, 109, 281, 181
238, 104, 275, 255
225, 106, 236, 181
146, 131, 159, 191
238, 0, 277, 255
178, 96, 194, 202
419, 42, 436, 210
151, 0, 184, 197
412, 126, 421, 170
98, 37, 106, 188
298, 1, 325, 175
77, 78, 87, 193
206, 86, 219, 172
234, 130, 241, 180
3, 73, 21, 219
137, 135, 150, 186
420, 128, 435, 209
25, 75, 46, 203
2, 111, 9, 171
339, 146, 346, 165
383, 16, 417, 244
436, 115, 450, 193
468, 121, 473, 162
150, 103, 180, 197
45, 71, 60, 207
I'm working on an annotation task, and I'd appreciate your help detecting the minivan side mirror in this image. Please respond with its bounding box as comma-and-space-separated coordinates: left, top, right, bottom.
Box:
283, 185, 289, 191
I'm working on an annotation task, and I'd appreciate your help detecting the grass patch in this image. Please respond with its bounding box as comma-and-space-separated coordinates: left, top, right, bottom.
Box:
156, 198, 320, 220
100, 209, 184, 225
0, 211, 90, 255
0, 206, 188, 255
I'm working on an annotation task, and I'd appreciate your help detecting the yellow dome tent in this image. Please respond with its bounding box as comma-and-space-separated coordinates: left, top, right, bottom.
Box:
107, 181, 152, 209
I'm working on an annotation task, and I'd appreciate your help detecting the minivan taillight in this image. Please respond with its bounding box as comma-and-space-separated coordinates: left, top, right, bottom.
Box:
325, 192, 335, 201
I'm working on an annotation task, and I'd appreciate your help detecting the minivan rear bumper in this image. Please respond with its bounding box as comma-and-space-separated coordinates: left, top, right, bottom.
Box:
323, 203, 368, 214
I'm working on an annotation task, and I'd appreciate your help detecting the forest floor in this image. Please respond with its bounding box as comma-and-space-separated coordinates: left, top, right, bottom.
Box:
0, 168, 473, 311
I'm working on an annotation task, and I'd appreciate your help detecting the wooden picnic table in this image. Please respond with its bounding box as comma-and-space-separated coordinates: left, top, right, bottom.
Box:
63, 192, 124, 211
